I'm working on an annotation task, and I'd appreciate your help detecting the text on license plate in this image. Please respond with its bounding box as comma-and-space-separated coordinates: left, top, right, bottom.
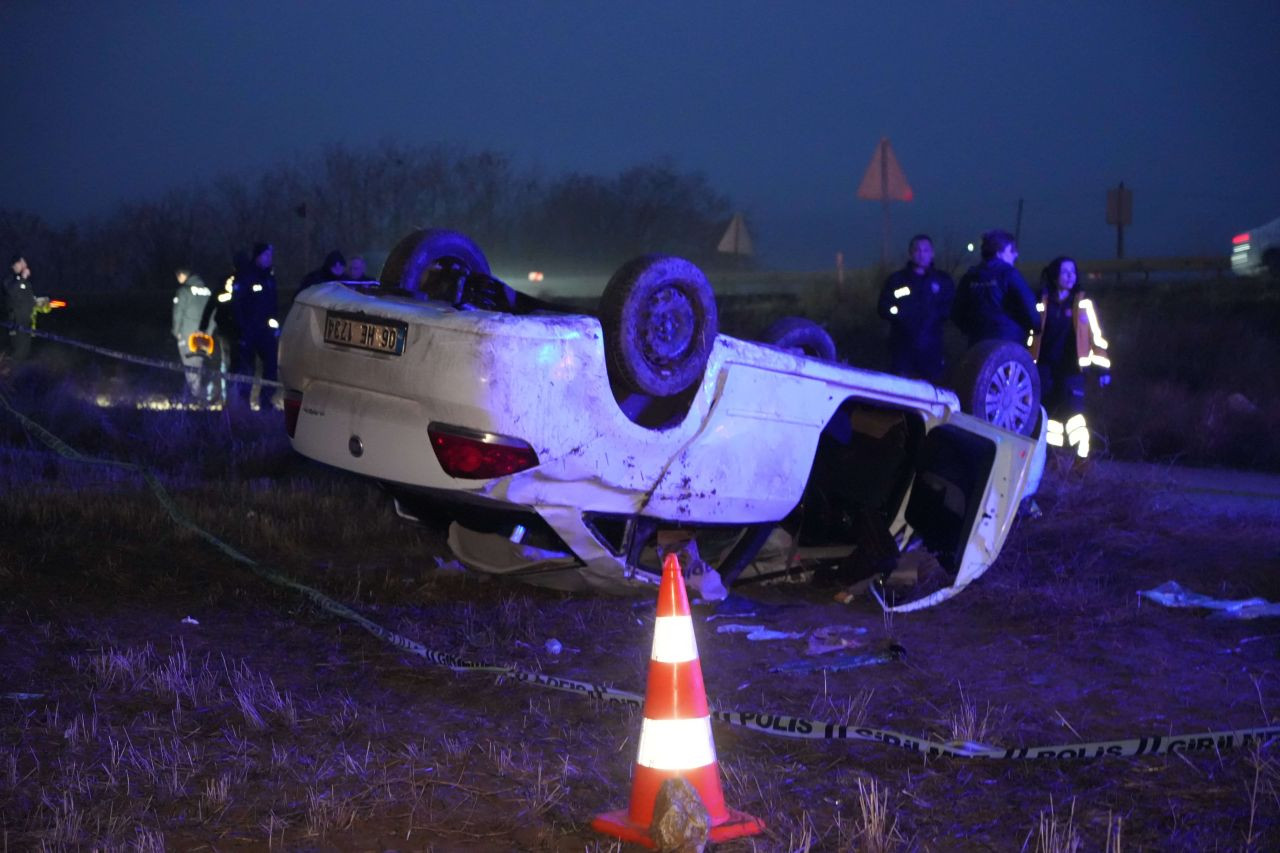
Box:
323, 313, 406, 355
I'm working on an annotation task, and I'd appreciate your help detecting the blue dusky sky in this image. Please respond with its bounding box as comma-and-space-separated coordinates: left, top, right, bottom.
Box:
4, 0, 1278, 268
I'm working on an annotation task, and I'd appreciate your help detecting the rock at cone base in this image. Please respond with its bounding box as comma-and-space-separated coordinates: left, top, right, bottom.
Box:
650, 778, 709, 853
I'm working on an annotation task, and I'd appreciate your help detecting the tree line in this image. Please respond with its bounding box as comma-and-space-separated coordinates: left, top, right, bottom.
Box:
0, 143, 742, 292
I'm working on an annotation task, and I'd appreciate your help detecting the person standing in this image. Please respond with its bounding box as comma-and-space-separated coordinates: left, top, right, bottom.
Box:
1029, 256, 1111, 460
346, 255, 375, 283
172, 268, 215, 402
297, 250, 345, 292
199, 252, 247, 407
951, 229, 1039, 348
876, 234, 955, 382
233, 243, 281, 411
3, 254, 41, 361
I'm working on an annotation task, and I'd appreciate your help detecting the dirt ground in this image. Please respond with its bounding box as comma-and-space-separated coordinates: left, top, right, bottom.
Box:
2, 382, 1279, 850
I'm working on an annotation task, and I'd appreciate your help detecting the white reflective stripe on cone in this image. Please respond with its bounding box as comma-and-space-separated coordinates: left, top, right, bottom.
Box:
636, 716, 716, 770
651, 616, 698, 664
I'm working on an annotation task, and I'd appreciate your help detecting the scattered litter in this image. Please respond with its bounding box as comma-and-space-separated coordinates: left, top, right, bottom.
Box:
433, 555, 466, 572
715, 623, 806, 641
1139, 581, 1280, 619
806, 624, 868, 656
770, 642, 906, 673
659, 537, 727, 602
3, 693, 44, 701
650, 777, 710, 852
544, 638, 563, 655
180, 615, 199, 626
705, 594, 789, 621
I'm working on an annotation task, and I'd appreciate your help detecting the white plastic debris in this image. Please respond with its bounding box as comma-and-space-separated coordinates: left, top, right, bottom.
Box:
1139, 581, 1280, 619
181, 615, 199, 626
714, 623, 806, 641
544, 638, 562, 655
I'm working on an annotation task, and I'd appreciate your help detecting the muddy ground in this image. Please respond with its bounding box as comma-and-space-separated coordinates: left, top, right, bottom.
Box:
2, 378, 1279, 851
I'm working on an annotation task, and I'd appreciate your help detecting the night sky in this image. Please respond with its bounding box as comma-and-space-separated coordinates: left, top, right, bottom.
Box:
4, 1, 1279, 268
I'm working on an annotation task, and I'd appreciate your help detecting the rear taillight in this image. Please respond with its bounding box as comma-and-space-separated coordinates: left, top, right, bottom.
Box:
1233, 232, 1250, 245
428, 423, 539, 479
284, 390, 302, 437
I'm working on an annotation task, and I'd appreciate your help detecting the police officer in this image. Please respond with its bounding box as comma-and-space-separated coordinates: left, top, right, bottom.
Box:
297, 249, 345, 292
172, 267, 214, 402
199, 252, 247, 407
232, 243, 281, 410
951, 229, 1039, 348
876, 234, 955, 382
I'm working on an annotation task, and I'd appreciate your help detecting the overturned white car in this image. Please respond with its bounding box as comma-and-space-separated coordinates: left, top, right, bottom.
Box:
280, 230, 1045, 610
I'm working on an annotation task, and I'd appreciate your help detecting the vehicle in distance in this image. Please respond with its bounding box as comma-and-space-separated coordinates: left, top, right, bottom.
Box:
280, 229, 1045, 611
1232, 216, 1280, 278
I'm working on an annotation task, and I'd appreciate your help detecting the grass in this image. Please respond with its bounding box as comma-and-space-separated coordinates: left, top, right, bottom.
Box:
2, 339, 1280, 849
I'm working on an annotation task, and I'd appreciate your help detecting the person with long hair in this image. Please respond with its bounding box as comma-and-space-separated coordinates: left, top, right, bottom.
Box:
1029, 256, 1111, 460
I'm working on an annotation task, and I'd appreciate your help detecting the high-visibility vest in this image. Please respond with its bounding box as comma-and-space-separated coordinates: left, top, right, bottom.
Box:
1029, 291, 1110, 370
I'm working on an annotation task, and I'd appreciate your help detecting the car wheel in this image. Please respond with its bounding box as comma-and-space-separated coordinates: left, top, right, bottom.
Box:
952, 340, 1041, 436
761, 316, 837, 361
379, 228, 491, 299
599, 255, 718, 397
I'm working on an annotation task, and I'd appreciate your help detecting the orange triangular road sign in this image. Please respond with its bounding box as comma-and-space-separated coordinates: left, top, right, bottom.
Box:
857, 137, 914, 202
717, 212, 754, 255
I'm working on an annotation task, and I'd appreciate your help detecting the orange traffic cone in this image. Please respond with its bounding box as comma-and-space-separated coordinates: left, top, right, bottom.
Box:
592, 553, 764, 846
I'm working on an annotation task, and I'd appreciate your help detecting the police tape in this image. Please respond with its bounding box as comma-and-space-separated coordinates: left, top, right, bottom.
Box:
0, 321, 281, 389
2, 390, 1276, 762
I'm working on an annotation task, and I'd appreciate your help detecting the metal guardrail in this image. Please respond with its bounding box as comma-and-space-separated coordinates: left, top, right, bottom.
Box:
1075, 256, 1232, 282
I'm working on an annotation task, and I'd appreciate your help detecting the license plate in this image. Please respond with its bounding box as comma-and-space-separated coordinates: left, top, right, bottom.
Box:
323, 312, 406, 355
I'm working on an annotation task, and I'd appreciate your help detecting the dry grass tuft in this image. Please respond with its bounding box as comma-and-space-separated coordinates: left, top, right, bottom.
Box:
853, 776, 905, 853
945, 684, 999, 746
1028, 795, 1081, 853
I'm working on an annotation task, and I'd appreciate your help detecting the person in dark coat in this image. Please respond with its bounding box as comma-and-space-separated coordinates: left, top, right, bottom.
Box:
297, 250, 345, 292
346, 255, 375, 283
3, 254, 40, 361
1029, 256, 1112, 460
951, 229, 1039, 348
232, 243, 281, 410
876, 234, 955, 382
199, 252, 248, 406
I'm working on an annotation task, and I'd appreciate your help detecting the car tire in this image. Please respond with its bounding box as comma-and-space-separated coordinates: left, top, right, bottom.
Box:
379, 228, 491, 298
599, 255, 718, 397
761, 316, 837, 361
951, 339, 1041, 436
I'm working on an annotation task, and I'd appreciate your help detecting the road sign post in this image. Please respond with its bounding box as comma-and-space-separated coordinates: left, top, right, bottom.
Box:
857, 138, 913, 266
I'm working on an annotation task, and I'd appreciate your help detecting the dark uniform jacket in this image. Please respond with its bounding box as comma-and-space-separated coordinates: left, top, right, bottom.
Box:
877, 265, 955, 349
233, 264, 279, 339
2, 271, 37, 329
951, 258, 1039, 346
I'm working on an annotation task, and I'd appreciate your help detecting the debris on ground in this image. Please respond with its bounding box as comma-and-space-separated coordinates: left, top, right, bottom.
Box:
806, 624, 868, 655
659, 534, 727, 601
769, 642, 907, 674
650, 777, 709, 853
715, 624, 806, 641
1139, 580, 1280, 619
